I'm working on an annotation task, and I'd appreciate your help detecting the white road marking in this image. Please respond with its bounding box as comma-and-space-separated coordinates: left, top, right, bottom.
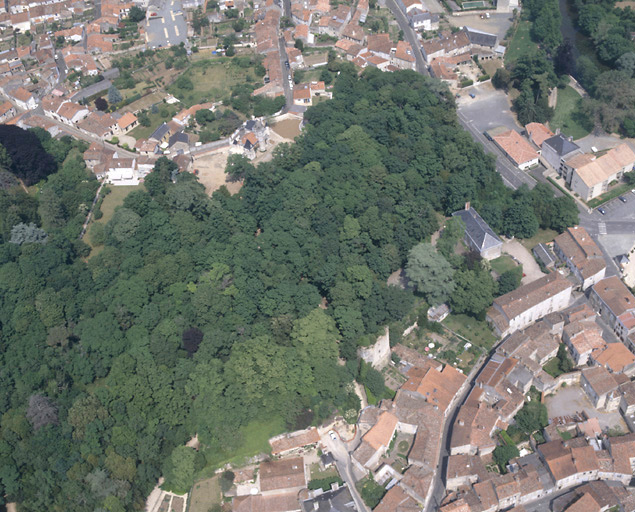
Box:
164, 27, 169, 38
598, 222, 607, 235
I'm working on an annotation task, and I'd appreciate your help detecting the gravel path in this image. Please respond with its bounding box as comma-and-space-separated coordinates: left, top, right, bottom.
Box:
502, 239, 546, 285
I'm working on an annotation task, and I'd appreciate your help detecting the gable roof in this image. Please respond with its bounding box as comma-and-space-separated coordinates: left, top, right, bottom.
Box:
463, 26, 497, 47
543, 134, 579, 157
569, 144, 635, 188
525, 122, 554, 148
452, 206, 502, 253
363, 411, 398, 450
259, 457, 306, 492
592, 342, 635, 373
592, 276, 635, 317
492, 129, 539, 166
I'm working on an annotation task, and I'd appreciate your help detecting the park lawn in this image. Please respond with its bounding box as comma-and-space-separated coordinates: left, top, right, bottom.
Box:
443, 314, 497, 350
168, 59, 261, 107
198, 416, 285, 475
129, 104, 180, 140
519, 228, 559, 251
490, 254, 518, 275
543, 357, 564, 378
505, 21, 539, 64
550, 86, 591, 140
188, 476, 221, 512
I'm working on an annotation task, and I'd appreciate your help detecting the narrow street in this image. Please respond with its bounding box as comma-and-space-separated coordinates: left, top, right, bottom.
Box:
384, 0, 429, 76
321, 431, 369, 512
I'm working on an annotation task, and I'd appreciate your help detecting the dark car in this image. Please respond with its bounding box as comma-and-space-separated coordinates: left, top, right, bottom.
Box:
619, 196, 627, 203
598, 207, 606, 215
285, 60, 290, 68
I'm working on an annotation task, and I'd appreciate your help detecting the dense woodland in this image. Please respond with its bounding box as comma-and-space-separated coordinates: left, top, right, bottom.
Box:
0, 67, 577, 511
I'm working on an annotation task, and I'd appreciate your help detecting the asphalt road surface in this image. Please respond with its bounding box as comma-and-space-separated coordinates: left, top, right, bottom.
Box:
385, 0, 429, 76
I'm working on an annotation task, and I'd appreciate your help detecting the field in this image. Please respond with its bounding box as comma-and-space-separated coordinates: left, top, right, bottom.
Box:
504, 21, 539, 64
168, 58, 262, 108
443, 314, 497, 350
550, 86, 591, 140
199, 416, 285, 474
188, 476, 221, 512
193, 149, 243, 196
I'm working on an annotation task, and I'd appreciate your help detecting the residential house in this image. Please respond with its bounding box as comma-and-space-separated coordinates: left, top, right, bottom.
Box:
135, 138, 158, 155
619, 380, 635, 418
463, 26, 497, 51
373, 485, 420, 512
396, 0, 423, 13
580, 366, 620, 411
525, 122, 554, 150
293, 84, 311, 106
487, 272, 573, 337
541, 133, 580, 173
408, 9, 439, 31
11, 87, 37, 110
553, 226, 606, 290
351, 411, 398, 471
300, 485, 356, 512
563, 144, 635, 201
392, 40, 416, 70
421, 30, 470, 63
233, 492, 301, 512
367, 33, 393, 60
105, 157, 139, 186
116, 112, 138, 134
590, 276, 635, 346
78, 111, 118, 139
451, 203, 503, 260
446, 454, 488, 490
57, 101, 90, 125
0, 101, 16, 122
590, 343, 635, 375
341, 23, 365, 45
449, 402, 499, 456
259, 457, 307, 495
149, 122, 172, 144
491, 128, 540, 170
562, 320, 606, 366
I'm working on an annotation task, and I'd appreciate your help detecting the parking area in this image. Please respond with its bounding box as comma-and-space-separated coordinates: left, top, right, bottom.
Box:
457, 83, 519, 132
145, 0, 188, 49
545, 385, 627, 432
501, 239, 546, 285
447, 12, 514, 40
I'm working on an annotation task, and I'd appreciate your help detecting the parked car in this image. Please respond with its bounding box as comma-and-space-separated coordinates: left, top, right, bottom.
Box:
598, 207, 606, 215
619, 196, 627, 203
285, 60, 290, 68
329, 430, 337, 441
469, 93, 476, 98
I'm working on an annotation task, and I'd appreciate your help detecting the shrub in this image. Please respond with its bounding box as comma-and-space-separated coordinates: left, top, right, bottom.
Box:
460, 79, 474, 88
478, 74, 490, 81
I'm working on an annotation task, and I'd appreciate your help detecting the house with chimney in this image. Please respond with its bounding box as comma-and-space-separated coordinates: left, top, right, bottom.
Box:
541, 133, 581, 173
487, 272, 573, 337
452, 203, 503, 260
553, 226, 606, 290
590, 276, 635, 347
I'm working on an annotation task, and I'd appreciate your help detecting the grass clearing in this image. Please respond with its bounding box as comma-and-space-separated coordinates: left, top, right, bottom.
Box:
188, 476, 221, 512
129, 104, 180, 140
587, 182, 634, 208
443, 314, 496, 350
168, 58, 262, 107
519, 228, 558, 251
543, 357, 564, 378
490, 254, 518, 275
199, 416, 285, 475
96, 186, 140, 226
310, 463, 339, 480
505, 21, 539, 64
550, 86, 591, 140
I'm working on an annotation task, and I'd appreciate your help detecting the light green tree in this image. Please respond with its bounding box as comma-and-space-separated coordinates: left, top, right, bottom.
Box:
405, 243, 455, 306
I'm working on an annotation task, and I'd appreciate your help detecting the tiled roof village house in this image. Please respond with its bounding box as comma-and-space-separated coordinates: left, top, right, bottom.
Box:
489, 127, 539, 171
590, 276, 635, 348
580, 366, 621, 411
562, 319, 605, 366
563, 144, 635, 201
12, 86, 37, 110
452, 203, 503, 260
525, 122, 554, 150
0, 101, 16, 122
553, 226, 606, 290
487, 272, 573, 338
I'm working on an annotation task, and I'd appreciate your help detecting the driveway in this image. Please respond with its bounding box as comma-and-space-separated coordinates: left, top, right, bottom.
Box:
502, 239, 546, 285
321, 431, 369, 512
545, 385, 627, 432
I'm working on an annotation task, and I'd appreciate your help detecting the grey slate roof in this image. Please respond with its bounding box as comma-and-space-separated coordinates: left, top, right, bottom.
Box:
168, 131, 189, 146
150, 122, 170, 141
452, 207, 503, 254
533, 243, 556, 268
463, 26, 497, 48
301, 485, 357, 512
543, 134, 579, 157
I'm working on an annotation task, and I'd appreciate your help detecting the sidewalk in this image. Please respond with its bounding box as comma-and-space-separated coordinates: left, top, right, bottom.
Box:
545, 170, 592, 213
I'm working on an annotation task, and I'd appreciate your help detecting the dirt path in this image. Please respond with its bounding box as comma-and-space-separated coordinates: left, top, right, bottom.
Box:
502, 239, 546, 285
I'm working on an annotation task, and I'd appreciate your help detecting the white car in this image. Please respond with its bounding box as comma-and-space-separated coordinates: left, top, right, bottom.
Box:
329, 430, 338, 441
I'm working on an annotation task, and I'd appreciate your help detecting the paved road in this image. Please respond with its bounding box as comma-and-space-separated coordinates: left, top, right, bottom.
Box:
321, 432, 369, 512
457, 110, 536, 190
277, 37, 293, 106
385, 0, 429, 76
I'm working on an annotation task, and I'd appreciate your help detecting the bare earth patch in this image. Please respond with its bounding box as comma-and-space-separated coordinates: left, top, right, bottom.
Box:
193, 148, 243, 196
272, 118, 302, 139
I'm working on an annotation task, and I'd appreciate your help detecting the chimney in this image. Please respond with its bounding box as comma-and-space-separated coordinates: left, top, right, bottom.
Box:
465, 201, 470, 211
556, 128, 561, 135
568, 136, 573, 142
